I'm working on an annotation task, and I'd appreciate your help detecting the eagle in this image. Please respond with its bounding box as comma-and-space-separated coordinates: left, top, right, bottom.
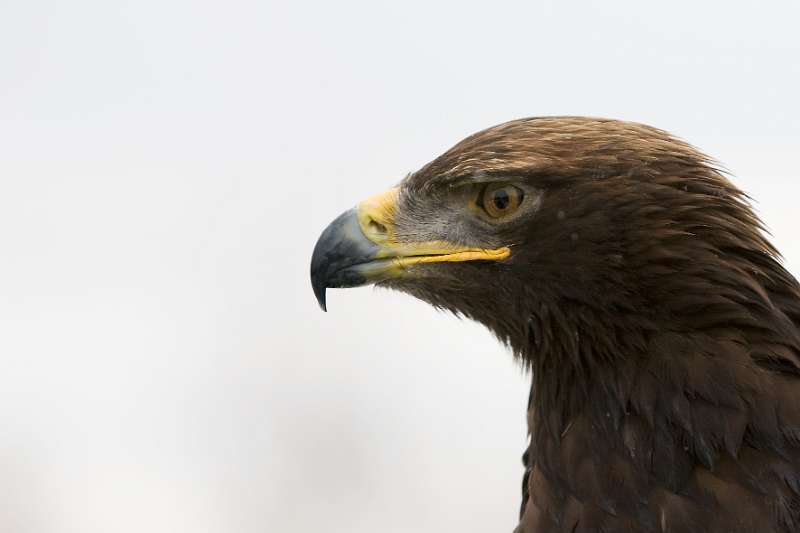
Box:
309, 117, 800, 532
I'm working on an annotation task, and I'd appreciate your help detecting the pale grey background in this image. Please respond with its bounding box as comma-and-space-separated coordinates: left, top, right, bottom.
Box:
0, 1, 798, 532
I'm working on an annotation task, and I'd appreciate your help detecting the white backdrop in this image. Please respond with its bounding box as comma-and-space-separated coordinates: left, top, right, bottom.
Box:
1, 1, 798, 532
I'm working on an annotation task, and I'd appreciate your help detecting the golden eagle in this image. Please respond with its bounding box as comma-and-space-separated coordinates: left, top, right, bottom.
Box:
310, 117, 800, 532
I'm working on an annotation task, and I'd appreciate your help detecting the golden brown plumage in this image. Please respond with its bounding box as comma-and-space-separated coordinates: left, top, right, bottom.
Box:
311, 117, 800, 532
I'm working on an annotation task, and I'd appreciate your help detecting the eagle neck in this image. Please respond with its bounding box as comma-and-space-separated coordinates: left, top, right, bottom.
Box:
521, 297, 651, 436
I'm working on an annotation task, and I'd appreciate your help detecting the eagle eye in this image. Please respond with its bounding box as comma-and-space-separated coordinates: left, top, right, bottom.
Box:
480, 183, 524, 219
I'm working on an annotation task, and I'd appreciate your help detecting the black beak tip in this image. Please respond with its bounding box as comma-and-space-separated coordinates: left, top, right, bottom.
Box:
310, 256, 329, 312
313, 278, 328, 312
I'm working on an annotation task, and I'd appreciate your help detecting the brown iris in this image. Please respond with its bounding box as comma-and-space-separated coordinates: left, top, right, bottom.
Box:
481, 184, 524, 219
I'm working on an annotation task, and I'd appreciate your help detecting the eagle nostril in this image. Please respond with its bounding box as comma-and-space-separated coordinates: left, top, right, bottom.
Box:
367, 218, 388, 236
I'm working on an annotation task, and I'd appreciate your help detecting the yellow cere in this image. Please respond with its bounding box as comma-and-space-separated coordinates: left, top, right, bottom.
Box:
357, 187, 400, 245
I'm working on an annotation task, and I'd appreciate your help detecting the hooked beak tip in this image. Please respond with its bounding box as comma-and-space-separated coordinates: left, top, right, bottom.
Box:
314, 283, 328, 312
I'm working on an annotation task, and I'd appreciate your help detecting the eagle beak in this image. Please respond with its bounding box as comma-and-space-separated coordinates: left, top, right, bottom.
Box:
310, 187, 511, 311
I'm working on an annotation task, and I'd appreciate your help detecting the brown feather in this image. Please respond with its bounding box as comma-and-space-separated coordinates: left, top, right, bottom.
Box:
393, 117, 800, 531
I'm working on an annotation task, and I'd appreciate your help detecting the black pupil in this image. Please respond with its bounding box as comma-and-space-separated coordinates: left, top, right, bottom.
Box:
492, 189, 510, 210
